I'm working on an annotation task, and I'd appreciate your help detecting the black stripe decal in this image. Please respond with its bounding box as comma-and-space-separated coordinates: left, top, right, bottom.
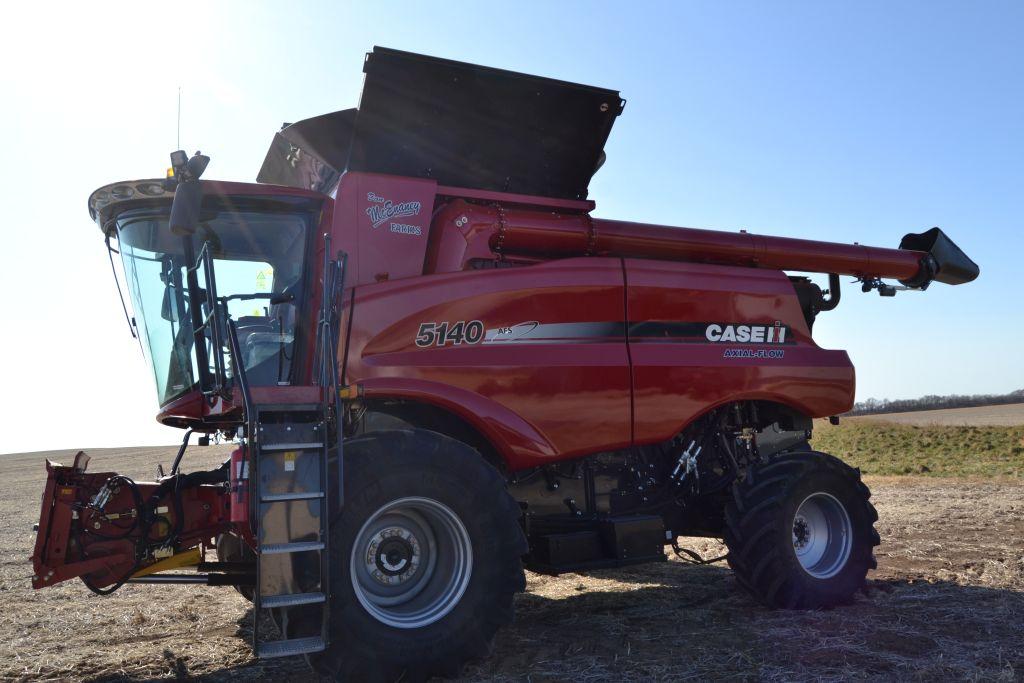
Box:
480, 321, 795, 344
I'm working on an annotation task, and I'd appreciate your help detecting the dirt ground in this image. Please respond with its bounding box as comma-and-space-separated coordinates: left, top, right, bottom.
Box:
850, 402, 1024, 427
2, 446, 1022, 682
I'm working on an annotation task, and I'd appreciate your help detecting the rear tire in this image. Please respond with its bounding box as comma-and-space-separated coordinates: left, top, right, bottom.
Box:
303, 429, 527, 682
724, 450, 879, 608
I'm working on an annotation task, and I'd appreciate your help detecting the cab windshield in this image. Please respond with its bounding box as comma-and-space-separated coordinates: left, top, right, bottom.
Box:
116, 200, 311, 405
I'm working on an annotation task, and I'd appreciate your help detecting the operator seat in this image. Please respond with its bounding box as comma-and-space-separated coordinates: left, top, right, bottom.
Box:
241, 278, 303, 386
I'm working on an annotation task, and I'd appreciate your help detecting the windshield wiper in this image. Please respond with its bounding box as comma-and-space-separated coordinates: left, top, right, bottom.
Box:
220, 292, 295, 305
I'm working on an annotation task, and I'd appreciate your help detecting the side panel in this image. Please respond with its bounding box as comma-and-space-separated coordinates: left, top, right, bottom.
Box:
332, 172, 438, 287
345, 258, 631, 470
625, 259, 855, 445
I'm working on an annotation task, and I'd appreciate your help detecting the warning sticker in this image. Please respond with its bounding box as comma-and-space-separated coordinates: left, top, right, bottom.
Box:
283, 451, 296, 472
255, 267, 274, 292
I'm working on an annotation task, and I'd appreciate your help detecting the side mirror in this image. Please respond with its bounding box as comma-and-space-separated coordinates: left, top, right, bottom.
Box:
160, 283, 177, 322
169, 178, 203, 236
159, 256, 182, 322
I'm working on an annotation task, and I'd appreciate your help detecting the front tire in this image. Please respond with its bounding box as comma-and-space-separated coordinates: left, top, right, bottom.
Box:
724, 451, 879, 608
305, 430, 527, 681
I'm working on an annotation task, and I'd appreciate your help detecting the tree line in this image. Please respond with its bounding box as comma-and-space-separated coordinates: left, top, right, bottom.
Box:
848, 389, 1024, 415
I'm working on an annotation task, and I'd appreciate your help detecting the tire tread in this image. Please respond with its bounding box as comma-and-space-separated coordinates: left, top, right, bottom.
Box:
723, 449, 880, 609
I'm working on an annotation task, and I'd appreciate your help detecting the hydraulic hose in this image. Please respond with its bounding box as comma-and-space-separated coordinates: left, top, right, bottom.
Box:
82, 475, 145, 541
80, 465, 227, 595
80, 475, 147, 595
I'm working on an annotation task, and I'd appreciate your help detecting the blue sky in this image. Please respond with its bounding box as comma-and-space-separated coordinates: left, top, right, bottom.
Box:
1, 1, 1020, 453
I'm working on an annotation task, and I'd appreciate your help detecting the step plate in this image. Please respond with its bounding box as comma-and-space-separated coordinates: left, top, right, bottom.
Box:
261, 442, 324, 452
257, 636, 326, 659
262, 491, 325, 502
260, 541, 325, 555
261, 591, 326, 609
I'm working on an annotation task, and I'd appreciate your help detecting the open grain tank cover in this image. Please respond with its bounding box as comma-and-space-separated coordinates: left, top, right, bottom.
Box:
258, 47, 625, 200
256, 109, 357, 193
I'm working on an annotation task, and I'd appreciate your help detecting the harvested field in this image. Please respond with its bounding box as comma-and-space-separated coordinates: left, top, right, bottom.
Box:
849, 402, 1024, 427
1, 446, 1022, 681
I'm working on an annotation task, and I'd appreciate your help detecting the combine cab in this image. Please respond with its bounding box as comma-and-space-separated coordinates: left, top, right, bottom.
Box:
32, 47, 978, 680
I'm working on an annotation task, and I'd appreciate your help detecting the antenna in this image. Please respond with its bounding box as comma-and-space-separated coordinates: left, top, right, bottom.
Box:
176, 86, 182, 149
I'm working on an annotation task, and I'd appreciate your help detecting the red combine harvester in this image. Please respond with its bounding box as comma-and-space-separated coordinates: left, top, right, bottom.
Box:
32, 48, 978, 680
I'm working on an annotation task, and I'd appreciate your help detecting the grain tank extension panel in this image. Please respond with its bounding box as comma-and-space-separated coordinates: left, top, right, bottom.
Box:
258, 46, 624, 199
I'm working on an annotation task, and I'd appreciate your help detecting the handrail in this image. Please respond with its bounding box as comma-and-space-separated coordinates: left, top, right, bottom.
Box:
190, 241, 231, 401
316, 235, 348, 486
225, 316, 257, 537
313, 233, 347, 648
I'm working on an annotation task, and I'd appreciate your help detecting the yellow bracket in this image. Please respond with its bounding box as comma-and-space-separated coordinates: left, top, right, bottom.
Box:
131, 547, 202, 578
338, 384, 363, 400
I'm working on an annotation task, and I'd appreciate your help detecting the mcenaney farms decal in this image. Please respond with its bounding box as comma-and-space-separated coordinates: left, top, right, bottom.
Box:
366, 192, 423, 235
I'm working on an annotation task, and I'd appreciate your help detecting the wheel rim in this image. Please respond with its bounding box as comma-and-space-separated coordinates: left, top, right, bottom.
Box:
350, 496, 473, 629
791, 492, 852, 579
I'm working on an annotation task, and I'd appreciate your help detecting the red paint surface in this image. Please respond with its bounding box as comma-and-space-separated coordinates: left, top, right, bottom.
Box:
347, 257, 632, 470
624, 259, 855, 446
596, 220, 922, 281
332, 173, 437, 287
130, 176, 902, 471
32, 456, 229, 589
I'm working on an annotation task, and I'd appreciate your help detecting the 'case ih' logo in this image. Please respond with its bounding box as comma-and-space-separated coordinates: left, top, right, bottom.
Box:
705, 322, 788, 344
365, 192, 422, 228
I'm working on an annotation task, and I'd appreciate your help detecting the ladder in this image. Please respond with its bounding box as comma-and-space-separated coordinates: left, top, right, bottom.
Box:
237, 238, 346, 659
251, 405, 331, 658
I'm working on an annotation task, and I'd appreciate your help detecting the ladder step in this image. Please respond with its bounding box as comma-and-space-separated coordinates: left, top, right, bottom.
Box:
260, 541, 325, 555
262, 491, 325, 502
261, 442, 323, 452
257, 636, 325, 659
261, 591, 326, 608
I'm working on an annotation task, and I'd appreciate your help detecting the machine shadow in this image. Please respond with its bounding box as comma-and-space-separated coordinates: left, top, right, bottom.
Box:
468, 568, 1024, 681
85, 566, 1024, 682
